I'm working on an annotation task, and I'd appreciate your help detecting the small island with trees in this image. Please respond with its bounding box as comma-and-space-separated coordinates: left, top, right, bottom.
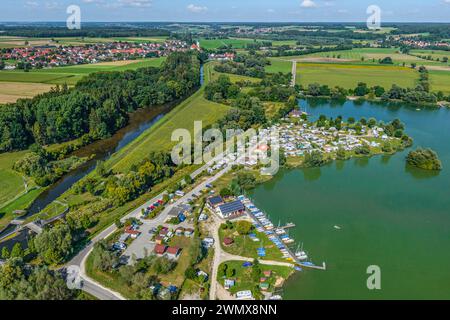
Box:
406, 148, 443, 171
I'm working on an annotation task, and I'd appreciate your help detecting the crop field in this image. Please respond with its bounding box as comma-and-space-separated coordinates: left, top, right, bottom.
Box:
0, 36, 169, 48
410, 49, 450, 61
0, 57, 166, 83
0, 82, 54, 104
429, 70, 450, 94
285, 48, 445, 67
296, 63, 418, 89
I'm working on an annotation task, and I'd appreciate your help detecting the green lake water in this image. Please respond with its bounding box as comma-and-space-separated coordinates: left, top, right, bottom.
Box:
248, 99, 450, 299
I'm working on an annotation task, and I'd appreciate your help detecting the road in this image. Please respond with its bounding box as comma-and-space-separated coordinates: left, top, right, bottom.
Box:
66, 160, 232, 300
208, 214, 293, 300
291, 60, 297, 87
66, 133, 266, 300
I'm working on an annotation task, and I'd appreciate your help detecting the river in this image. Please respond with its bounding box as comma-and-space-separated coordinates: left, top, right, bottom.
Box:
0, 65, 205, 250
249, 98, 450, 299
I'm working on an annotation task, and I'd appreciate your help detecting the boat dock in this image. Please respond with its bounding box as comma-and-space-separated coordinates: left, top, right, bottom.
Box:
238, 195, 326, 271
278, 223, 296, 229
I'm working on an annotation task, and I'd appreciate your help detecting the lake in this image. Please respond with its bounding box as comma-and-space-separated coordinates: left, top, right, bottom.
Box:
249, 98, 450, 299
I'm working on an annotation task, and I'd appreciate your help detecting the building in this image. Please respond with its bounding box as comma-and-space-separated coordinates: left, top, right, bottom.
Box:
154, 244, 167, 256
202, 237, 215, 248
124, 226, 141, 239
166, 246, 181, 260
236, 290, 254, 300
175, 227, 185, 236
155, 235, 164, 245
223, 237, 234, 246
217, 200, 245, 219
224, 279, 235, 290
207, 195, 224, 209
184, 228, 194, 237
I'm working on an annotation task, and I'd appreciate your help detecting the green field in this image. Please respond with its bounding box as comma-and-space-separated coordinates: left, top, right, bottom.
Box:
0, 36, 169, 49
266, 58, 293, 74
0, 57, 166, 86
0, 151, 43, 229
286, 48, 444, 67
107, 63, 232, 172
0, 151, 29, 206
199, 38, 262, 50
296, 63, 418, 90
429, 70, 450, 94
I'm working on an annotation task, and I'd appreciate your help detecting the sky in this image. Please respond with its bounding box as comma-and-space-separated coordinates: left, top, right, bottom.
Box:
2, 0, 450, 22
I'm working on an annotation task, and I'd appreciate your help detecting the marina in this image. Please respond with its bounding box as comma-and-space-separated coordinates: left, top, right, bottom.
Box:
237, 195, 327, 271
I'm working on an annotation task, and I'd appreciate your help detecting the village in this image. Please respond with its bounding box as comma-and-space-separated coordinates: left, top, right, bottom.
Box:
274, 110, 395, 159
0, 39, 193, 69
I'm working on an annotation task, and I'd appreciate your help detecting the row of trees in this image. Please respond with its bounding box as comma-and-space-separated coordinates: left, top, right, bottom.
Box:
0, 52, 200, 152
303, 80, 441, 105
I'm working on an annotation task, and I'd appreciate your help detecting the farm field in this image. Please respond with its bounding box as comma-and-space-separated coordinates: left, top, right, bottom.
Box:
410, 49, 450, 61
207, 63, 261, 84
199, 38, 260, 49
266, 58, 293, 74
0, 82, 54, 104
429, 70, 450, 94
296, 63, 417, 89
284, 48, 445, 67
0, 36, 169, 48
107, 63, 232, 172
0, 57, 166, 84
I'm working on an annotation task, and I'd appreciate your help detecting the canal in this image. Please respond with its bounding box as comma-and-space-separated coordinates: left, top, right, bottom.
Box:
249, 98, 450, 299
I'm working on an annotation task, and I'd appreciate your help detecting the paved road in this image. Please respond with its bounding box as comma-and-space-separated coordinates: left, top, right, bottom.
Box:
65, 133, 266, 300
66, 160, 231, 300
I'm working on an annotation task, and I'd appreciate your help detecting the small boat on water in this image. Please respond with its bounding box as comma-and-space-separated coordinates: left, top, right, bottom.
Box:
295, 244, 308, 260
334, 225, 341, 230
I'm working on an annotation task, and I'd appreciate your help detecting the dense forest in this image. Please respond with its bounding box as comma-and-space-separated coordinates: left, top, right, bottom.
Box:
0, 51, 200, 152
0, 25, 170, 38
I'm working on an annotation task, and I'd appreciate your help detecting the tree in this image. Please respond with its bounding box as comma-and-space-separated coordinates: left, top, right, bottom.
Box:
354, 82, 369, 97
226, 267, 235, 278
91, 240, 118, 272
185, 266, 197, 280
236, 220, 253, 235
0, 60, 5, 70
406, 148, 442, 171
1, 247, 10, 259
220, 187, 233, 197
10, 243, 23, 259
336, 148, 348, 160
367, 118, 377, 128
184, 174, 193, 185
304, 151, 327, 167
219, 263, 228, 277
251, 259, 262, 282
33, 223, 73, 265
379, 57, 393, 64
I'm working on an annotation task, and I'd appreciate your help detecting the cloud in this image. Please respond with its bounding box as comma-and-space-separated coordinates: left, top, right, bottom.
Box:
24, 1, 39, 8
117, 0, 152, 7
187, 4, 208, 13
300, 0, 317, 8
